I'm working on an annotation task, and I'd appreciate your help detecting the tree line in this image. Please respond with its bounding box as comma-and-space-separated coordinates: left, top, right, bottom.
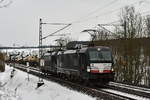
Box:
93, 6, 150, 87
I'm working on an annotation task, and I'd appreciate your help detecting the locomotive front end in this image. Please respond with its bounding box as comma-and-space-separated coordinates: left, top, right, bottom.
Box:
86, 47, 114, 83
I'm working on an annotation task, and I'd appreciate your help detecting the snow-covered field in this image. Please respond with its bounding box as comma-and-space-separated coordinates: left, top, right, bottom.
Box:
0, 65, 95, 100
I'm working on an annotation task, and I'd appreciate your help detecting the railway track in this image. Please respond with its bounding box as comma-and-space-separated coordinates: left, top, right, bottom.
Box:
106, 82, 150, 98
10, 63, 150, 100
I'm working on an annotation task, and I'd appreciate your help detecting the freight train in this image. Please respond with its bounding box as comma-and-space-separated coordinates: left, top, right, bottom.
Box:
8, 55, 39, 67
41, 43, 115, 85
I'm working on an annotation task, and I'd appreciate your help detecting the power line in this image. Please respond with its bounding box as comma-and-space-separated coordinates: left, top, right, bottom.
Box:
71, 0, 119, 23
42, 24, 71, 39
96, 0, 145, 17
75, 7, 120, 24
42, 23, 71, 25
0, 45, 63, 49
106, 20, 120, 24
141, 10, 150, 16
71, 0, 144, 24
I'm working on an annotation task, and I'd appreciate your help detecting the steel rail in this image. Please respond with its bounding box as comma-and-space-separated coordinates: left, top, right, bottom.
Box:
106, 82, 150, 98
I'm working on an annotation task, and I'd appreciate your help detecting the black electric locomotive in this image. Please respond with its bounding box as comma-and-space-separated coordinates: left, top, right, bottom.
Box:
42, 45, 114, 84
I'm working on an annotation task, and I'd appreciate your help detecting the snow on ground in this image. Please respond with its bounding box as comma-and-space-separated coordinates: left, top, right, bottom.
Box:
0, 64, 95, 100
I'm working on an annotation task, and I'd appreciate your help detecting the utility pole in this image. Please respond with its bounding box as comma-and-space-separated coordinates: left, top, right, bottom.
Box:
37, 18, 71, 88
37, 18, 44, 88
39, 18, 43, 59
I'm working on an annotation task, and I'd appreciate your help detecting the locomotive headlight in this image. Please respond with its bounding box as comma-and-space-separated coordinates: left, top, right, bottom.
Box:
87, 69, 90, 72
111, 68, 114, 72
87, 66, 91, 72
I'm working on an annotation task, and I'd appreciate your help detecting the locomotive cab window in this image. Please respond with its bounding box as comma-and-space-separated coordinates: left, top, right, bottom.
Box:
89, 49, 112, 62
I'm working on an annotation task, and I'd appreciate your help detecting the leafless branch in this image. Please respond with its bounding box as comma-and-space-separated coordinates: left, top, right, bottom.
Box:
0, 0, 12, 8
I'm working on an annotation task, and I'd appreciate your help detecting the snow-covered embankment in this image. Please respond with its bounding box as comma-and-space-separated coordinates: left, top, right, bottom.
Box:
0, 64, 95, 100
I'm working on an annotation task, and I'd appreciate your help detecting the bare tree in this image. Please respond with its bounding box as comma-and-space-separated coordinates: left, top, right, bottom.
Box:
88, 28, 113, 41
0, 0, 12, 8
94, 30, 110, 40
118, 6, 143, 38
94, 5, 150, 86
145, 15, 150, 37
113, 6, 145, 84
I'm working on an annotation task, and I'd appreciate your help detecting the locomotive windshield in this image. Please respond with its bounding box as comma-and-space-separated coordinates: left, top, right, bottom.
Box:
89, 49, 112, 62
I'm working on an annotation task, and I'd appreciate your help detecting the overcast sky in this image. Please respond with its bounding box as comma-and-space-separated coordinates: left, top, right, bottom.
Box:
0, 0, 150, 46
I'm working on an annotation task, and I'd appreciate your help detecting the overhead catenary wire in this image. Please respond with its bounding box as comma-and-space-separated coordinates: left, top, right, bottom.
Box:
42, 24, 71, 39
71, 0, 145, 24
71, 0, 119, 24
42, 23, 71, 25
98, 24, 115, 34
60, 0, 146, 41
93, 0, 150, 37
141, 10, 150, 16
39, 0, 148, 41
39, 0, 147, 35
